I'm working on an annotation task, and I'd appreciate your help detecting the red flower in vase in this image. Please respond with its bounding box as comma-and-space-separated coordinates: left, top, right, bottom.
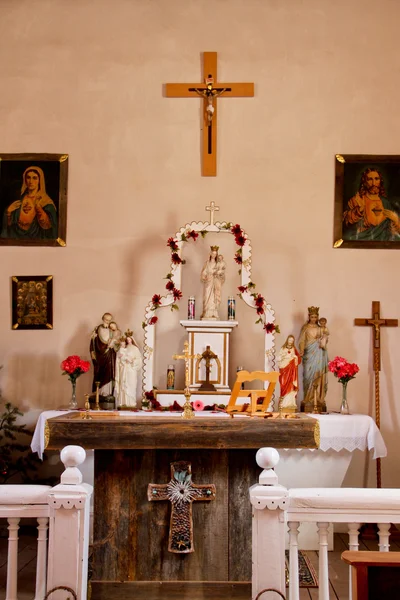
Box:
60, 355, 90, 383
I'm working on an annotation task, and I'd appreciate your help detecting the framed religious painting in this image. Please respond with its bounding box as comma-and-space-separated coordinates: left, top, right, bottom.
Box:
334, 154, 400, 249
0, 153, 68, 246
11, 275, 53, 330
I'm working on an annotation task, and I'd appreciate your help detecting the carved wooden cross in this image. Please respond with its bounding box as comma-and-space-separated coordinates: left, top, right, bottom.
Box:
147, 461, 216, 553
355, 301, 398, 373
165, 52, 254, 177
355, 301, 398, 488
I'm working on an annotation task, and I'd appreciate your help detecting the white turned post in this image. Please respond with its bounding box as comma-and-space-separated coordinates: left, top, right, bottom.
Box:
317, 522, 330, 600
35, 516, 49, 600
47, 445, 93, 600
377, 522, 391, 552
347, 522, 361, 600
288, 521, 300, 600
250, 448, 288, 600
6, 517, 20, 600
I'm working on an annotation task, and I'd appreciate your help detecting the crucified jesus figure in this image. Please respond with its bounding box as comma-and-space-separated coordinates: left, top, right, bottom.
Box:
193, 79, 228, 125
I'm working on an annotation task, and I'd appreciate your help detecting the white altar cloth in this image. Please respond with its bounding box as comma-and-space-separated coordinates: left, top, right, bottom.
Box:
31, 410, 386, 460
309, 414, 386, 459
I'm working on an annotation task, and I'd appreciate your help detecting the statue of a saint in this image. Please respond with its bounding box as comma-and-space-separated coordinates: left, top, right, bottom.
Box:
200, 246, 226, 320
277, 335, 301, 412
114, 330, 142, 408
298, 307, 329, 412
90, 312, 119, 396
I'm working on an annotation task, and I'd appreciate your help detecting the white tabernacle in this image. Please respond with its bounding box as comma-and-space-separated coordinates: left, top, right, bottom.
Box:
180, 319, 238, 392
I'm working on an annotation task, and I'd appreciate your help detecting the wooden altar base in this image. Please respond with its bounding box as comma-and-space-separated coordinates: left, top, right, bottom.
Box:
91, 581, 250, 599
47, 413, 318, 599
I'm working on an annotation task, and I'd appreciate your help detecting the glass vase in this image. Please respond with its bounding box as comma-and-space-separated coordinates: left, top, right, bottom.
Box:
68, 380, 78, 410
340, 381, 350, 415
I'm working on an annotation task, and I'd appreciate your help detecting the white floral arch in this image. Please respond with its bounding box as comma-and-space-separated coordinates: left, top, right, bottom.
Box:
142, 218, 276, 398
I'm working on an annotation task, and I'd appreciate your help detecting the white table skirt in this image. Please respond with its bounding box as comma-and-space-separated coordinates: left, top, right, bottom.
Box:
31, 410, 387, 460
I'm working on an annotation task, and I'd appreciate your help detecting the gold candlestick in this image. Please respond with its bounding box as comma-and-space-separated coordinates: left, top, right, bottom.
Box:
173, 341, 202, 419
82, 394, 92, 420
95, 381, 101, 411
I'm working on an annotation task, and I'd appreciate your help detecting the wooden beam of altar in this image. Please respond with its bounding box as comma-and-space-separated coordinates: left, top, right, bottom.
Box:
46, 413, 319, 450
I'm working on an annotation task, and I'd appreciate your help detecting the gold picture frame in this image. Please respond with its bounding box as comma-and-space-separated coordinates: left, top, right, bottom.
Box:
12, 275, 53, 330
334, 154, 400, 249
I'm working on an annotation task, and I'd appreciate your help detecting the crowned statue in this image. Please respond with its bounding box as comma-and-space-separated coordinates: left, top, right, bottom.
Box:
200, 245, 226, 320
114, 329, 142, 408
298, 306, 329, 412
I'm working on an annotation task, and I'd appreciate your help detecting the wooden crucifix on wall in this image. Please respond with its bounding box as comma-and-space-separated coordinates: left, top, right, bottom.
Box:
165, 52, 254, 177
355, 301, 398, 488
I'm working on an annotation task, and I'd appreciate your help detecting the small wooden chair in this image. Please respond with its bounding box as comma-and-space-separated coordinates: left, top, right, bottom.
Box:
226, 370, 279, 417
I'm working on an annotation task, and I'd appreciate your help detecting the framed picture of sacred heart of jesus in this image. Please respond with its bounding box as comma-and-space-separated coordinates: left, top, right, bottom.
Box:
0, 153, 68, 247
334, 154, 400, 249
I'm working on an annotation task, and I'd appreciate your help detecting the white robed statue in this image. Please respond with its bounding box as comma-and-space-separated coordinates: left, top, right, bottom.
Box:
114, 330, 142, 407
200, 245, 226, 320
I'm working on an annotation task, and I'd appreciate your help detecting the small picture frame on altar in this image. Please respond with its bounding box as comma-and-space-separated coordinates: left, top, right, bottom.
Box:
11, 275, 53, 330
0, 153, 68, 247
334, 154, 400, 249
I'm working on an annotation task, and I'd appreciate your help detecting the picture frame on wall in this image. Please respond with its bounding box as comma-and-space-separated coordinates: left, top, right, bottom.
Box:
334, 154, 400, 249
0, 153, 68, 247
12, 275, 53, 330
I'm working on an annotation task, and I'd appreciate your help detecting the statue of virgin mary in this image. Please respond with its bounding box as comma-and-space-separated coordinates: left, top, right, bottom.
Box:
200, 246, 226, 320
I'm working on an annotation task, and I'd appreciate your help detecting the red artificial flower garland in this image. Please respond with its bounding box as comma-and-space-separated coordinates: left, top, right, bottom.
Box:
143, 223, 278, 333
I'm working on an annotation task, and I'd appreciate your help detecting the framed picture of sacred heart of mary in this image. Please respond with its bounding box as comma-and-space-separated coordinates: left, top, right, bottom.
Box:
334, 154, 400, 249
0, 153, 68, 247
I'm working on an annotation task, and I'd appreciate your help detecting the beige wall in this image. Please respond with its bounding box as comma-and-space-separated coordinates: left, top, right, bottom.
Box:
1, 0, 399, 487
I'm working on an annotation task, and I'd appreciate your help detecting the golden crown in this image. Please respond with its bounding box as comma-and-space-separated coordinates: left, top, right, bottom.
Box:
210, 245, 219, 251
308, 306, 319, 316
124, 328, 134, 338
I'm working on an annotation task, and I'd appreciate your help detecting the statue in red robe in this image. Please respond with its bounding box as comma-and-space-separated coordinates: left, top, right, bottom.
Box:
278, 335, 301, 412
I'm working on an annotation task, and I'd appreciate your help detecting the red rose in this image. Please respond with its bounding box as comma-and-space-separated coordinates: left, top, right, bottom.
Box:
171, 253, 183, 264
167, 237, 179, 251
264, 323, 276, 334
256, 306, 264, 315
152, 294, 162, 307
165, 280, 175, 291
173, 288, 183, 301
234, 253, 242, 264
187, 230, 199, 241
238, 285, 247, 293
231, 224, 242, 236
254, 294, 264, 307
235, 234, 246, 247
149, 316, 158, 325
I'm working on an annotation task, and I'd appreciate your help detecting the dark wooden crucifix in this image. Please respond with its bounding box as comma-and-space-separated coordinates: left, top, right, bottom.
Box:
355, 301, 398, 488
198, 346, 218, 392
165, 52, 254, 177
148, 461, 216, 553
